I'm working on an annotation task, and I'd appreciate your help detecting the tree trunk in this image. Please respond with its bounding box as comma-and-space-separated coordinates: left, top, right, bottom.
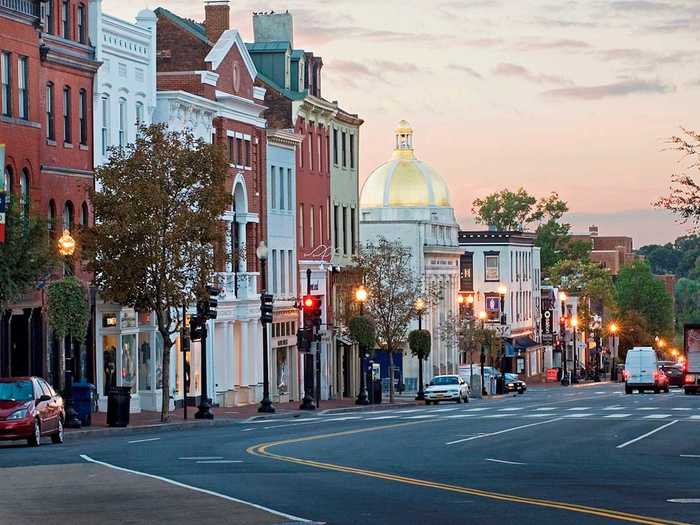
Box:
156, 309, 172, 423
388, 349, 395, 403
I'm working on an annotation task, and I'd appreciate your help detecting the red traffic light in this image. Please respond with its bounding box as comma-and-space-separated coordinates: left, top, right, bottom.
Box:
303, 296, 314, 308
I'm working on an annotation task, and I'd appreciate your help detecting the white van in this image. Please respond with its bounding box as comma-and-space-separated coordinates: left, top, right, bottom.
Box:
624, 347, 667, 394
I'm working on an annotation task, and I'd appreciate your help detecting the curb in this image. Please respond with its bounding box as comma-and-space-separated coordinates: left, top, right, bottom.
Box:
319, 402, 419, 415
64, 418, 240, 441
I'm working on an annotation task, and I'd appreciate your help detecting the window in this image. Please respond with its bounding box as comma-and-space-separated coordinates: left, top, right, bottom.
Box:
286, 168, 292, 210
19, 169, 29, 217
79, 89, 87, 145
309, 206, 315, 246
77, 4, 85, 43
317, 132, 322, 171
485, 253, 499, 281
245, 139, 251, 167
278, 168, 284, 209
270, 166, 276, 209
46, 83, 55, 140
46, 0, 54, 35
341, 131, 347, 168
288, 250, 294, 295
271, 249, 277, 294
135, 101, 144, 125
350, 207, 356, 254
81, 202, 88, 226
236, 138, 242, 166
1, 52, 10, 117
3, 166, 13, 201
63, 201, 74, 231
118, 98, 126, 146
333, 128, 338, 165
319, 205, 324, 244
18, 57, 28, 120
342, 206, 347, 255
280, 250, 286, 294
333, 205, 339, 251
101, 95, 109, 154
308, 131, 313, 171
63, 86, 71, 143
61, 1, 69, 39
299, 204, 304, 247
350, 134, 355, 169
48, 200, 56, 237
228, 136, 234, 163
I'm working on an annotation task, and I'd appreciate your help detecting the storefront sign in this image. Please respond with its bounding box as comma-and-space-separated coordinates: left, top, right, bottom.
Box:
485, 294, 501, 321
102, 312, 118, 328
121, 310, 137, 329
459, 252, 473, 291
541, 309, 553, 344
275, 338, 288, 348
546, 368, 559, 382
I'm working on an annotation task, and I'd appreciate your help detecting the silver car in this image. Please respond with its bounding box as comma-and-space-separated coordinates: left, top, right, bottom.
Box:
425, 375, 470, 404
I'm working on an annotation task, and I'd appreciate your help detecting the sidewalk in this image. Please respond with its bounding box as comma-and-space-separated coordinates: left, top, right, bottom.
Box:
64, 396, 417, 440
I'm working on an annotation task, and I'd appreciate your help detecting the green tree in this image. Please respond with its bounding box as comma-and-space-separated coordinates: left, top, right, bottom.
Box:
47, 277, 90, 343
472, 187, 538, 231
615, 260, 674, 340
675, 277, 700, 327
637, 244, 680, 275
348, 315, 376, 351
0, 201, 54, 311
82, 124, 230, 422
353, 237, 421, 402
408, 329, 431, 360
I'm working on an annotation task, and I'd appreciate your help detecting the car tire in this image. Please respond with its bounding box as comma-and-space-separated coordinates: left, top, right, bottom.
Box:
685, 388, 692, 395
425, 400, 431, 405
51, 418, 64, 444
625, 385, 632, 394
27, 419, 41, 447
664, 387, 670, 393
654, 387, 660, 394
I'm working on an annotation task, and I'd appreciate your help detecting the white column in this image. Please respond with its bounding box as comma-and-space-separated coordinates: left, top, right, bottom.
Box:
251, 320, 261, 385
240, 320, 250, 385
237, 221, 246, 272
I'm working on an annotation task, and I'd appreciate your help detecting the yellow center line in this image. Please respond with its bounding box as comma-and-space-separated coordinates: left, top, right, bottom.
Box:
246, 420, 690, 525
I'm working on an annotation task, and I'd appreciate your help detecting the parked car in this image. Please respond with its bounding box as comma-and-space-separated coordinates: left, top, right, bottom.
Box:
0, 377, 64, 446
659, 364, 684, 387
504, 373, 527, 394
624, 347, 668, 394
425, 375, 470, 404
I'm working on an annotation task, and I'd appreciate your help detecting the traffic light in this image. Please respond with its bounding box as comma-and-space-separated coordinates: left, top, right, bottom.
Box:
302, 295, 322, 330
205, 285, 220, 320
190, 316, 204, 341
260, 293, 274, 323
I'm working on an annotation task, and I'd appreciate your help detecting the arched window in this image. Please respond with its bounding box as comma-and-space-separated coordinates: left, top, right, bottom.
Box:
19, 169, 29, 216
63, 201, 74, 231
48, 199, 56, 237
80, 201, 89, 227
3, 165, 13, 202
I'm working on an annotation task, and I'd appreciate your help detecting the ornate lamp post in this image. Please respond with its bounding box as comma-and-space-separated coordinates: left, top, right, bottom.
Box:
256, 241, 275, 414
414, 297, 426, 401
478, 310, 487, 396
497, 284, 507, 394
56, 229, 81, 428
609, 322, 619, 381
559, 291, 569, 385
354, 285, 369, 405
571, 317, 579, 383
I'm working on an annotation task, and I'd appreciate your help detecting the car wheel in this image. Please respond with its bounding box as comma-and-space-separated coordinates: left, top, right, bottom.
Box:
51, 418, 64, 444
685, 388, 692, 395
434, 400, 440, 405
625, 385, 632, 394
27, 419, 41, 447
425, 400, 431, 405
654, 387, 660, 394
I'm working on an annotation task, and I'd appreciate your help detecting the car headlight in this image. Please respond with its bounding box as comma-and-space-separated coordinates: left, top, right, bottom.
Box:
507, 383, 514, 387
7, 408, 28, 420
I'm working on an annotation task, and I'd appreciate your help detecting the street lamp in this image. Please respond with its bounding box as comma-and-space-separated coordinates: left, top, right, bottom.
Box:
571, 317, 579, 384
414, 297, 427, 401
355, 285, 369, 405
256, 241, 275, 414
478, 310, 487, 396
497, 284, 507, 394
559, 291, 568, 385
609, 322, 619, 381
56, 229, 81, 428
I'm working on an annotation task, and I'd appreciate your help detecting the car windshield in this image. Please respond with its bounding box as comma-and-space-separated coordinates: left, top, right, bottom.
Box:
430, 377, 458, 386
0, 380, 34, 401
505, 373, 519, 381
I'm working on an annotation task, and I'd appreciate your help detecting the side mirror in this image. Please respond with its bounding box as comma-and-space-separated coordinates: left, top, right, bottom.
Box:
37, 394, 51, 403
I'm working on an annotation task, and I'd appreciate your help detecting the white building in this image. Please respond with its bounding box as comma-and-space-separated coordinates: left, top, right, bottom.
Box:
360, 121, 462, 389
457, 231, 543, 377
266, 129, 303, 403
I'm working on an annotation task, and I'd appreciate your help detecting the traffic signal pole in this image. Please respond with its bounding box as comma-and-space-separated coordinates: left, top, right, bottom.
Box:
258, 257, 274, 413
300, 269, 316, 410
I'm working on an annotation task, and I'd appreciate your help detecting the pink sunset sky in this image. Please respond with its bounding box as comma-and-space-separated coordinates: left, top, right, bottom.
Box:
108, 0, 700, 247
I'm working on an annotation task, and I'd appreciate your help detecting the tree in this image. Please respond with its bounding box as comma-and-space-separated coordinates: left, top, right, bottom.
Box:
47, 277, 90, 344
616, 310, 653, 362
655, 128, 700, 231
352, 237, 421, 403
675, 277, 700, 328
408, 329, 431, 360
615, 260, 674, 340
0, 201, 54, 311
472, 188, 538, 231
348, 315, 376, 351
82, 124, 229, 422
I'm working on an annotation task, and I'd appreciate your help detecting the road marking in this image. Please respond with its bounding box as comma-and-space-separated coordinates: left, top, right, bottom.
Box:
80, 455, 312, 523
446, 418, 562, 445
263, 420, 323, 429
433, 408, 459, 412
568, 407, 592, 411
365, 415, 400, 420
643, 414, 672, 419
395, 409, 425, 413
616, 420, 679, 449
563, 413, 592, 418
672, 408, 692, 411
127, 437, 161, 444
605, 414, 632, 418
241, 428, 254, 432
196, 460, 243, 464
638, 408, 659, 411
498, 407, 524, 412
178, 456, 223, 460
445, 414, 477, 419
689, 416, 700, 420
535, 407, 557, 411
247, 424, 688, 525
667, 499, 700, 504
523, 414, 553, 418
604, 406, 625, 410
680, 455, 700, 458
321, 417, 362, 422
485, 458, 526, 465
464, 407, 489, 412
483, 414, 509, 418
403, 415, 434, 419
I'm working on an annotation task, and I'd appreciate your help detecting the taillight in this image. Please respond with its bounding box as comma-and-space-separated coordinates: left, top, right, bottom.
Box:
685, 375, 694, 384
623, 369, 630, 380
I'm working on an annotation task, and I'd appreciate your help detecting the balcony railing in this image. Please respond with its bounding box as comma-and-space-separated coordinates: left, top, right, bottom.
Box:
218, 271, 258, 301
0, 0, 39, 17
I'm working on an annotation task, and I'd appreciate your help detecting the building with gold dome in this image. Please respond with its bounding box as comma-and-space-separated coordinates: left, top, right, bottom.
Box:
360, 121, 463, 385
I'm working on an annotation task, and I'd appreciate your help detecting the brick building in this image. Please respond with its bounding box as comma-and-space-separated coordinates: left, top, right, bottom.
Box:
1, 0, 98, 389
571, 225, 639, 276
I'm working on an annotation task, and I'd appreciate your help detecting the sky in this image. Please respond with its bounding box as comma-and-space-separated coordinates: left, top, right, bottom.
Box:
106, 0, 700, 247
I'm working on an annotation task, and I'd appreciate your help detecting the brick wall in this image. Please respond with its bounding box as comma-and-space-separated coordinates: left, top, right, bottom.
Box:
156, 16, 208, 72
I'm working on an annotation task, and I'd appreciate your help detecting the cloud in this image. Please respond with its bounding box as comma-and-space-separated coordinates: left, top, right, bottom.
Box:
543, 78, 675, 99
606, 0, 674, 11
516, 38, 591, 50
595, 48, 696, 74
492, 63, 571, 85
530, 16, 598, 28
458, 37, 504, 47
326, 59, 426, 86
449, 64, 483, 79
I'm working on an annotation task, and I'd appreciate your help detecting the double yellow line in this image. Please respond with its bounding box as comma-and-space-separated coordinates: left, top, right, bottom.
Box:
246, 421, 689, 525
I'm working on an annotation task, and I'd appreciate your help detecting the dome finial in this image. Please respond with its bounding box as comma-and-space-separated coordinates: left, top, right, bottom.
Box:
394, 120, 414, 159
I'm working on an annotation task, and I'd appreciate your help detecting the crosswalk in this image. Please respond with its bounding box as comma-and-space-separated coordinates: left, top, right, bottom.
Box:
248, 402, 700, 427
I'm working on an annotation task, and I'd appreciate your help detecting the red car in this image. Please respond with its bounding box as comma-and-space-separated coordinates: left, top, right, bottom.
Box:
0, 377, 64, 446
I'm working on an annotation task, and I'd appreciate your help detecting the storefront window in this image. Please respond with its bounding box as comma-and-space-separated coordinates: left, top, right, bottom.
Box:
121, 310, 137, 330
121, 334, 137, 393
138, 333, 152, 392
155, 332, 164, 390
277, 348, 288, 394
102, 335, 118, 395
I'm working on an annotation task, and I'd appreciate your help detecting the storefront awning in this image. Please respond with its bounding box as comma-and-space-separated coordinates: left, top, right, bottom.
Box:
512, 335, 540, 350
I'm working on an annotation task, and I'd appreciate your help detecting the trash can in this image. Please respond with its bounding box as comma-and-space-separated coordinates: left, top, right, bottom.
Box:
371, 380, 382, 404
107, 386, 131, 427
72, 381, 96, 426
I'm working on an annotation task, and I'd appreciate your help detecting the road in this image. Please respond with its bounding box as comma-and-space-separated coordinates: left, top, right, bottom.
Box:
2, 382, 700, 525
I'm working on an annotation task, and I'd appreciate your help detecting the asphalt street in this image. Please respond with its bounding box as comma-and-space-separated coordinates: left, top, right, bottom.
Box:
2, 382, 700, 525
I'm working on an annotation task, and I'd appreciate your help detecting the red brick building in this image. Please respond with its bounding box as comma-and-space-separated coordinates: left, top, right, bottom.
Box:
571, 225, 640, 276
1, 0, 98, 387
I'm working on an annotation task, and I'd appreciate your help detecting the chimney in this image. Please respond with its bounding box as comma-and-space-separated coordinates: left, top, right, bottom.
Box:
204, 0, 230, 44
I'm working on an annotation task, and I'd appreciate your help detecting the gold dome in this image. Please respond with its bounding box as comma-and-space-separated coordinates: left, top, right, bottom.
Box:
360, 121, 451, 208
